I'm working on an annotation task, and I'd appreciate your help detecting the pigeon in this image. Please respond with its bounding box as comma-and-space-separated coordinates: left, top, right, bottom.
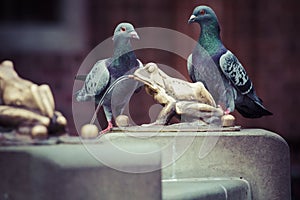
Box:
187, 5, 272, 118
75, 22, 143, 132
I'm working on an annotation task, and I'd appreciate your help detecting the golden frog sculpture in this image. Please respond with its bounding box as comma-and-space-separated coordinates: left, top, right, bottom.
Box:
0, 60, 67, 138
131, 62, 234, 127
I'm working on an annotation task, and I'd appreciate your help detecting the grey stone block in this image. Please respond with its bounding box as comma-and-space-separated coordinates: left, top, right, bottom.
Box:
102, 128, 291, 200
163, 178, 251, 200
0, 143, 161, 200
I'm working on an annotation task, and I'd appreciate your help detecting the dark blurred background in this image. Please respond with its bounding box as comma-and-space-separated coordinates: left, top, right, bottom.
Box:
0, 0, 299, 198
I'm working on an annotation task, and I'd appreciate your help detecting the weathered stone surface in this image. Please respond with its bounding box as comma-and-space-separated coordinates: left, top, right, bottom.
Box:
101, 129, 291, 200
0, 143, 161, 200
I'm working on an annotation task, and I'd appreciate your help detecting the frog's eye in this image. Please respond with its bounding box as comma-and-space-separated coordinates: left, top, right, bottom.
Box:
147, 64, 156, 73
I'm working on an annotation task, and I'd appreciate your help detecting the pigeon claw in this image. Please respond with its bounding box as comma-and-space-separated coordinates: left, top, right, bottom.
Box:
216, 105, 231, 115
224, 108, 231, 115
100, 121, 113, 134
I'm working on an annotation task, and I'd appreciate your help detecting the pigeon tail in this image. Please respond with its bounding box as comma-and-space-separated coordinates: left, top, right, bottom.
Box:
235, 96, 273, 118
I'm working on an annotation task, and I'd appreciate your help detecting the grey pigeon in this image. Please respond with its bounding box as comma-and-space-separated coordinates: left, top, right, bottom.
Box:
188, 5, 272, 118
75, 22, 143, 132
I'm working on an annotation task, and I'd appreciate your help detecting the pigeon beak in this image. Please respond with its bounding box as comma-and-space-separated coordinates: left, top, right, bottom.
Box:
130, 31, 140, 40
188, 15, 197, 24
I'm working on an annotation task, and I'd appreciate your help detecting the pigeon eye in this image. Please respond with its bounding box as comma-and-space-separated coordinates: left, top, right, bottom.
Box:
121, 27, 126, 32
199, 9, 206, 15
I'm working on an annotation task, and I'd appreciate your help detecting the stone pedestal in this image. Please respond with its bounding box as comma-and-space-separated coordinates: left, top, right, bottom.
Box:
101, 128, 291, 200
0, 143, 162, 200
0, 129, 291, 200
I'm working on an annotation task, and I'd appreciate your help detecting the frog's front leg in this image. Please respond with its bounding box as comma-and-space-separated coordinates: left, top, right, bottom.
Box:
150, 87, 177, 125
154, 102, 176, 125
141, 102, 176, 127
142, 87, 177, 126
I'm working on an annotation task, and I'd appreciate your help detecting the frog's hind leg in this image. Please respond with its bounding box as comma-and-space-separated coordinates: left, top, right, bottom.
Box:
175, 101, 224, 125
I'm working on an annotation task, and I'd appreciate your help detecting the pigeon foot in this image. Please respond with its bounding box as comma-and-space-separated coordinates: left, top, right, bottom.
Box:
100, 121, 113, 134
224, 108, 231, 115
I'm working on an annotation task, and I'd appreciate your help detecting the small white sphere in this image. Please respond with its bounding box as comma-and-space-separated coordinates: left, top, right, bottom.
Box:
221, 114, 235, 127
80, 124, 99, 139
115, 115, 130, 127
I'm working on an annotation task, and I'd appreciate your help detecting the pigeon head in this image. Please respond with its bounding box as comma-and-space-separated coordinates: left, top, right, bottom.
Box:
188, 6, 219, 27
112, 22, 140, 42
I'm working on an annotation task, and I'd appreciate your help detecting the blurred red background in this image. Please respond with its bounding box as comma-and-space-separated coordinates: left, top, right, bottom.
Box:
0, 0, 299, 198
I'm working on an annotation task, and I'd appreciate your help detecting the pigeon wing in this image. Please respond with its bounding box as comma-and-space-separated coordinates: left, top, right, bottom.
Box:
190, 47, 232, 110
75, 74, 87, 81
187, 54, 194, 81
219, 50, 253, 95
84, 59, 110, 97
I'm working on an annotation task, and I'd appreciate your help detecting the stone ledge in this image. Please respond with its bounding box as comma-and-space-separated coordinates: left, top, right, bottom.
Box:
162, 178, 251, 200
0, 143, 162, 200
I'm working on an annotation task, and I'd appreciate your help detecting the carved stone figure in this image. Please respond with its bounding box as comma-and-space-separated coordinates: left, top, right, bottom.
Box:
0, 60, 67, 138
131, 63, 233, 127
